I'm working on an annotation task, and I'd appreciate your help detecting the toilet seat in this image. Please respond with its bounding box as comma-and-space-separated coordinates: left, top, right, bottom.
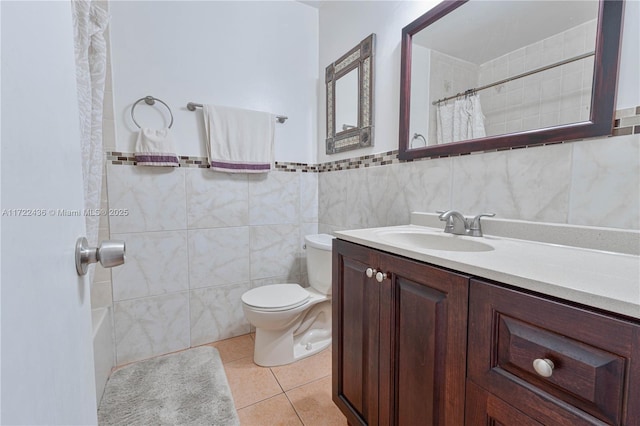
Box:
241, 284, 310, 312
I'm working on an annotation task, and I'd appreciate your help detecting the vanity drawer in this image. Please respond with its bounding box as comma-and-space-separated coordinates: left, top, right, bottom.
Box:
468, 279, 640, 425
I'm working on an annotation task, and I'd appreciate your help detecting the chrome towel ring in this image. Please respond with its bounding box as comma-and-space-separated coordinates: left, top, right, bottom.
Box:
411, 133, 427, 148
131, 95, 174, 129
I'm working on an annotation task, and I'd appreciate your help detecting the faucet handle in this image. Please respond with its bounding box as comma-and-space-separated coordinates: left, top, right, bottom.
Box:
468, 213, 495, 236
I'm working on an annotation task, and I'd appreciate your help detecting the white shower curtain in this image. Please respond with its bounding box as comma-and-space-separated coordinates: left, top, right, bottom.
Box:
436, 94, 486, 144
72, 0, 110, 282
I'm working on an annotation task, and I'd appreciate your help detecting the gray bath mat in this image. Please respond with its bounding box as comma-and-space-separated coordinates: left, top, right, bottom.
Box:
98, 346, 239, 426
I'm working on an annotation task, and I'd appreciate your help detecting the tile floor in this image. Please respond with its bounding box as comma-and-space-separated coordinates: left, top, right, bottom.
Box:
206, 334, 347, 426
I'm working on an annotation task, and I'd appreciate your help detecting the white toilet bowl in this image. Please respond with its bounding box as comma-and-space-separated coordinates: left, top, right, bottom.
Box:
241, 234, 334, 367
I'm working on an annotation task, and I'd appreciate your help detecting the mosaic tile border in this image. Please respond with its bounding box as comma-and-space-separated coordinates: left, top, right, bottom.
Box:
613, 105, 640, 136
108, 106, 639, 173
106, 152, 211, 168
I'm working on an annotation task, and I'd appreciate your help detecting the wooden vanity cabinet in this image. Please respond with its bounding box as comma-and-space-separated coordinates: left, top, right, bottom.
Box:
332, 239, 469, 426
466, 279, 640, 426
333, 239, 640, 426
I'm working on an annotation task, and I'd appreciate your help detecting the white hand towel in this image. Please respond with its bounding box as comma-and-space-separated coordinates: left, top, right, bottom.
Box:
203, 105, 275, 173
134, 128, 179, 167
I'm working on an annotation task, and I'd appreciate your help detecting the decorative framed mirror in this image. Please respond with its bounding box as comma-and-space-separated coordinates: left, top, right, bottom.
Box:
326, 33, 376, 154
398, 0, 624, 160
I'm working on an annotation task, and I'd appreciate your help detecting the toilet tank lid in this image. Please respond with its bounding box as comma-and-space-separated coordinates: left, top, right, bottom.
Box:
305, 234, 334, 250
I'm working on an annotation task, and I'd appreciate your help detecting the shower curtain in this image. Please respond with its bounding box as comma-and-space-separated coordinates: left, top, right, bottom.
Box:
436, 94, 486, 144
72, 0, 110, 283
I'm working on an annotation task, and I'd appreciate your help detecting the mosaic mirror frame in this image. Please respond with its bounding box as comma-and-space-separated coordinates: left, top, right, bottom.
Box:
326, 33, 376, 155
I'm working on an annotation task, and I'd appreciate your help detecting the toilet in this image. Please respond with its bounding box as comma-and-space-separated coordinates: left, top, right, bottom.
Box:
241, 234, 334, 367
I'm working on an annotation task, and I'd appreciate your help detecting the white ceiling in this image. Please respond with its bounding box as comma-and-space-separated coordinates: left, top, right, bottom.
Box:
412, 0, 599, 65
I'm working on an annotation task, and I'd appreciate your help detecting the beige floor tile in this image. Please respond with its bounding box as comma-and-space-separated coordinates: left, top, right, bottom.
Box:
208, 334, 255, 364
238, 394, 303, 426
271, 347, 331, 391
286, 376, 347, 426
224, 356, 283, 409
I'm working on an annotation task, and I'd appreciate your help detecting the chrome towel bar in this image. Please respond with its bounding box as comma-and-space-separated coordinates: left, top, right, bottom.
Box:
186, 102, 288, 123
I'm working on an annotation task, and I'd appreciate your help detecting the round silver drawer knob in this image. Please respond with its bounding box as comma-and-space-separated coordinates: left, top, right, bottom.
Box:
533, 358, 555, 377
375, 271, 388, 282
366, 268, 376, 278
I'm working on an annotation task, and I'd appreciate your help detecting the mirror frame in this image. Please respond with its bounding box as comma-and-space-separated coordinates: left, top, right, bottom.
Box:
326, 33, 376, 155
398, 0, 624, 160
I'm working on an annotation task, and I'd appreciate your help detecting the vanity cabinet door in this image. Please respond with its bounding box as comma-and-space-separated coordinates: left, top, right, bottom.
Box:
333, 239, 383, 425
333, 239, 469, 426
380, 253, 469, 426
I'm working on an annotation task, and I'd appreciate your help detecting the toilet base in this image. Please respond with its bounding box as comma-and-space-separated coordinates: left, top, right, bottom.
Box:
254, 330, 331, 367
253, 300, 331, 367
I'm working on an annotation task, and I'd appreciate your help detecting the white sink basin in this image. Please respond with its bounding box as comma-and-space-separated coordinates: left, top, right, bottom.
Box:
376, 230, 494, 252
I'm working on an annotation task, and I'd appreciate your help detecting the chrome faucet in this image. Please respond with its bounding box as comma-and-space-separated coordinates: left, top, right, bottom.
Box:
438, 210, 468, 235
437, 210, 495, 237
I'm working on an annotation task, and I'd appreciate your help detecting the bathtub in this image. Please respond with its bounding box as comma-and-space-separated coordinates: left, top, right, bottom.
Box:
92, 307, 114, 405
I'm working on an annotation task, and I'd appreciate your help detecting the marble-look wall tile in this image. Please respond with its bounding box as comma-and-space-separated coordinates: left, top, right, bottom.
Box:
339, 161, 450, 230
114, 291, 190, 365
249, 172, 299, 225
401, 159, 453, 215
251, 276, 303, 289
300, 222, 320, 242
250, 224, 301, 280
301, 222, 323, 288
569, 134, 640, 229
318, 169, 349, 228
318, 223, 344, 236
451, 144, 572, 222
362, 162, 450, 229
188, 227, 250, 289
190, 283, 250, 346
91, 280, 113, 309
111, 231, 189, 301
345, 166, 388, 229
186, 169, 249, 229
300, 172, 319, 222
107, 164, 187, 233
93, 254, 112, 284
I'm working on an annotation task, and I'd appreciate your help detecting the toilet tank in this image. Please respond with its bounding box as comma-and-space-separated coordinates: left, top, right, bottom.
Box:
305, 234, 334, 295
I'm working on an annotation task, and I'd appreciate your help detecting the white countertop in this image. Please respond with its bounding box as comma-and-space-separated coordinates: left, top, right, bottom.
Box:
335, 214, 640, 320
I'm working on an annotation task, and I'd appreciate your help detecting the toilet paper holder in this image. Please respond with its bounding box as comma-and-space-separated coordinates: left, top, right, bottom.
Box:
75, 237, 126, 276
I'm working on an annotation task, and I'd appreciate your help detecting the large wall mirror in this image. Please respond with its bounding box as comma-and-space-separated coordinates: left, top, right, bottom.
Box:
326, 34, 376, 154
399, 0, 624, 159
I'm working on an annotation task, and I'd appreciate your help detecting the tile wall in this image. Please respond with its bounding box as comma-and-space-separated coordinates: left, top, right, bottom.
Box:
318, 131, 640, 234
105, 165, 318, 365
478, 20, 597, 135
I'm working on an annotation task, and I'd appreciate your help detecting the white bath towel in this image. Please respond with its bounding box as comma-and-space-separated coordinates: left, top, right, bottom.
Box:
134, 128, 179, 167
203, 105, 275, 173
